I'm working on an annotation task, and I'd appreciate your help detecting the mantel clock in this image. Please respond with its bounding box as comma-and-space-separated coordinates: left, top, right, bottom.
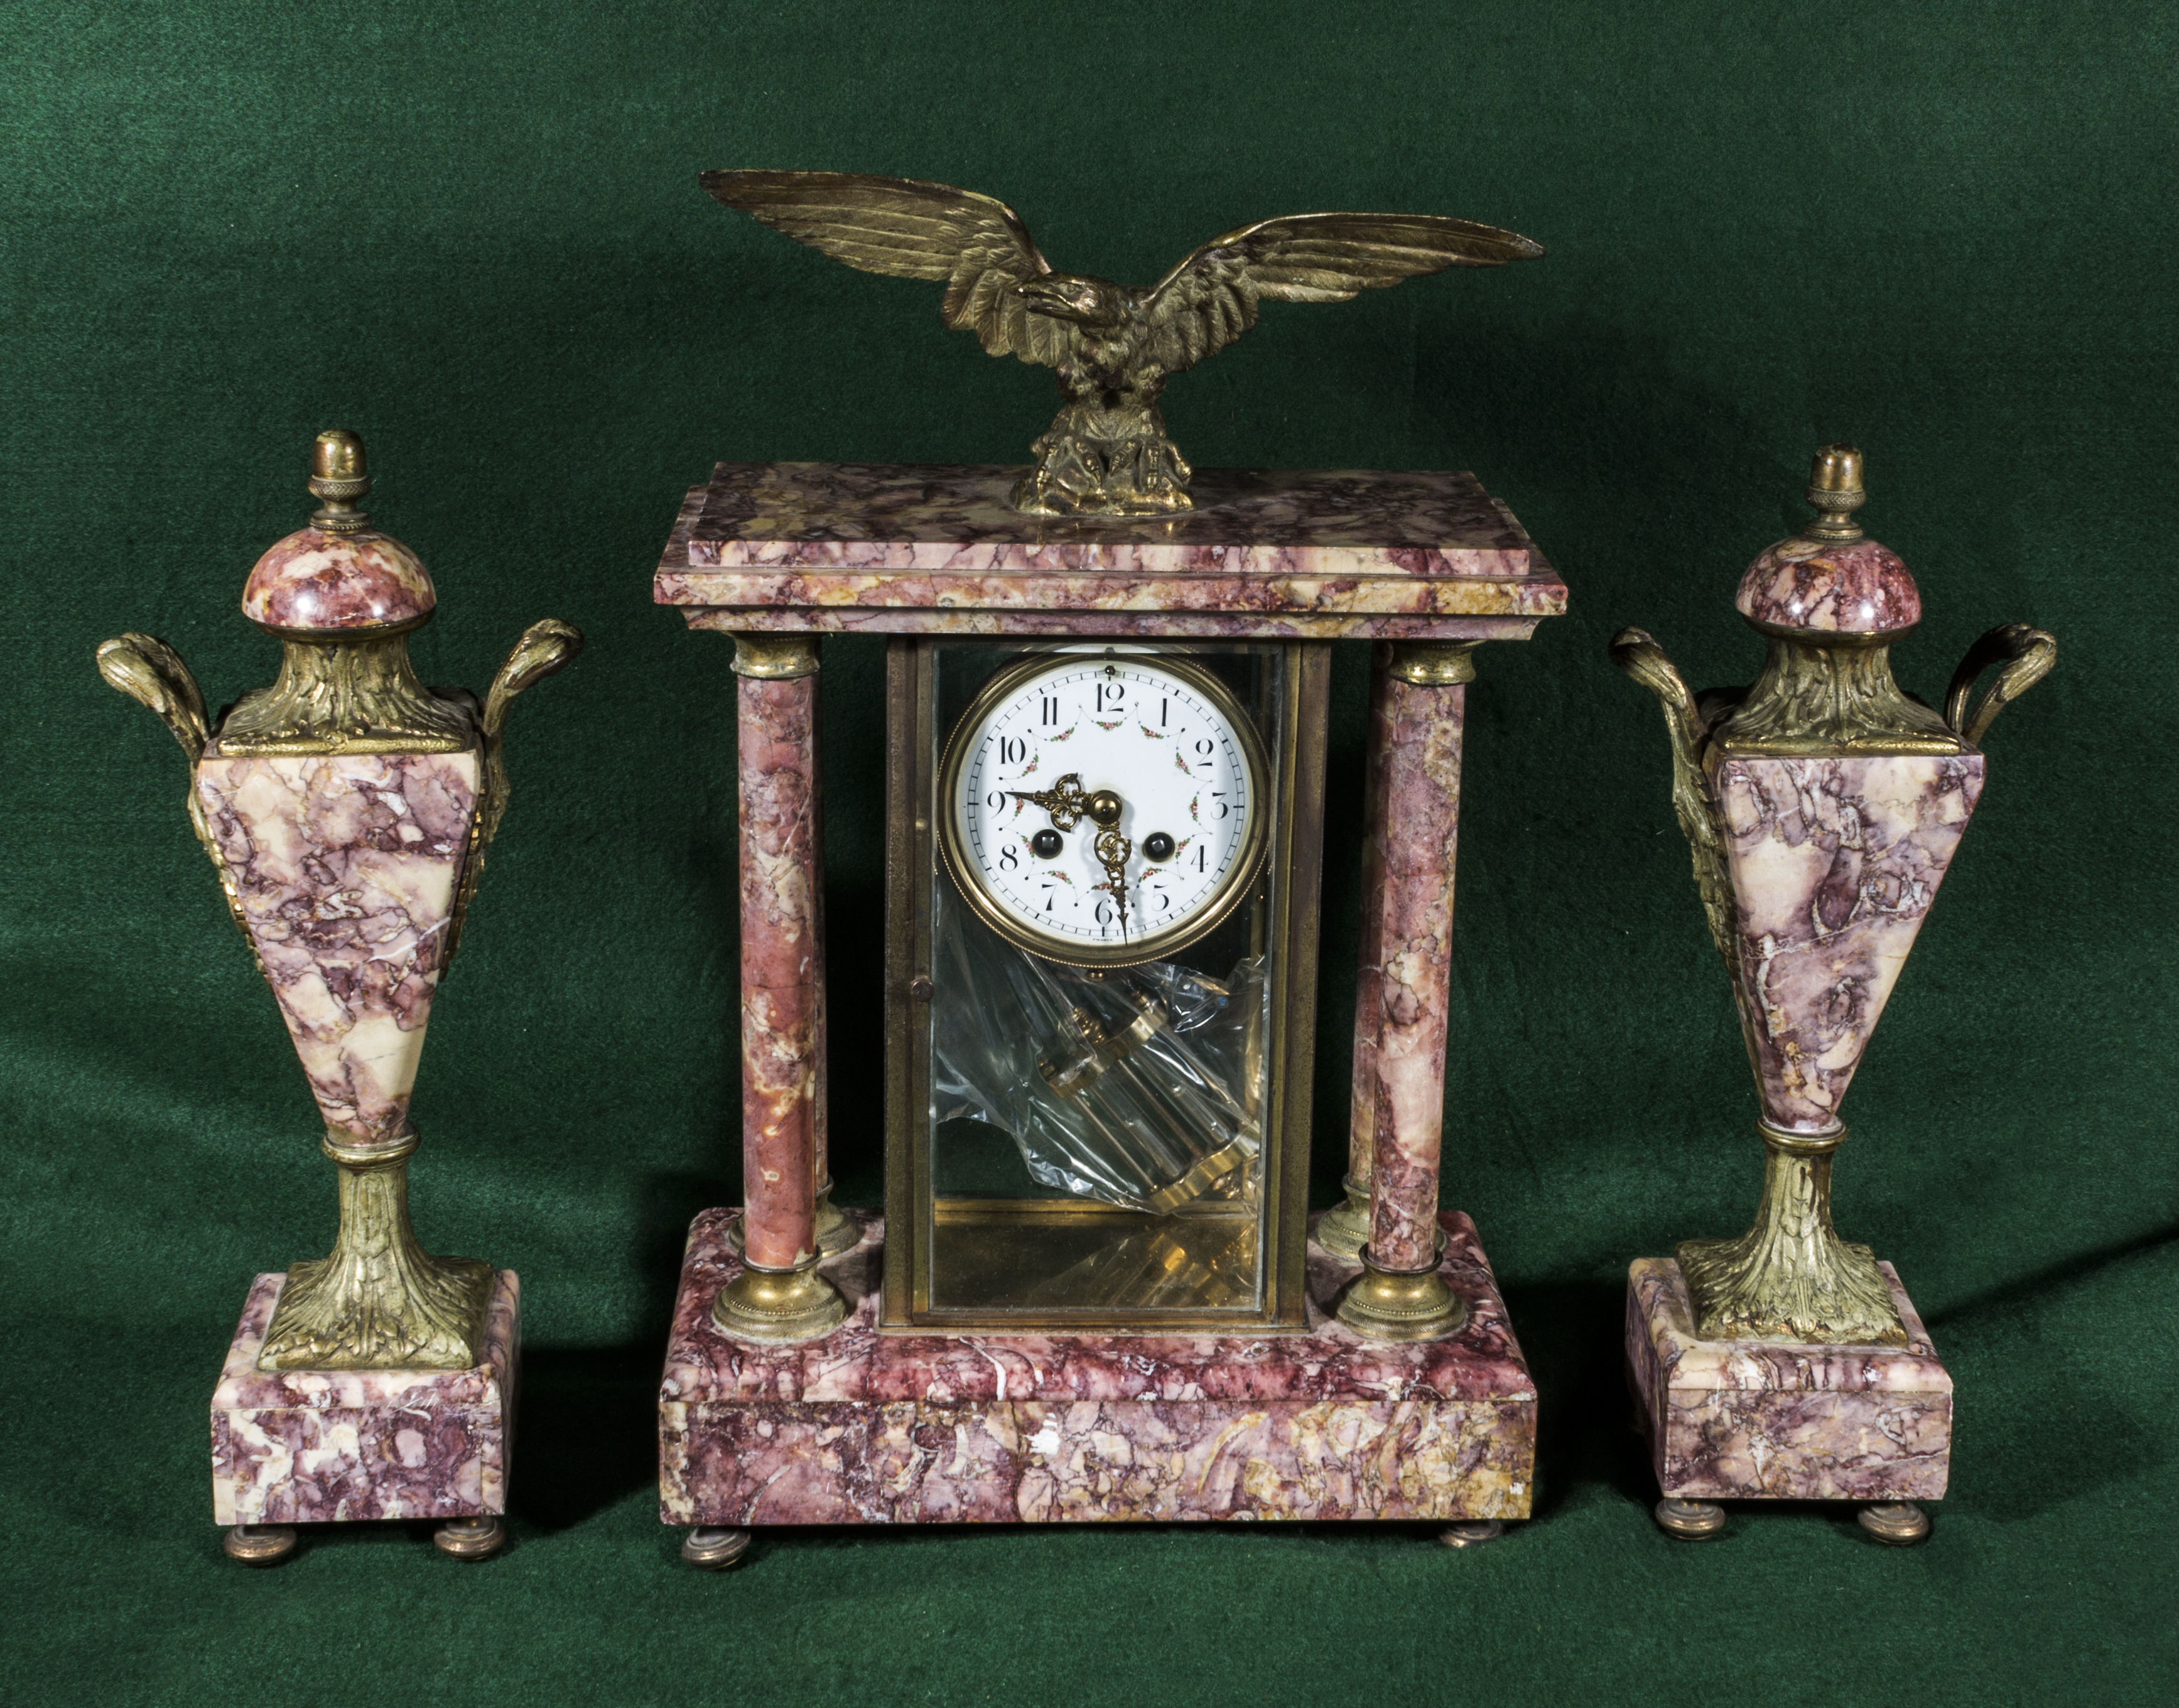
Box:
652, 169, 1563, 1568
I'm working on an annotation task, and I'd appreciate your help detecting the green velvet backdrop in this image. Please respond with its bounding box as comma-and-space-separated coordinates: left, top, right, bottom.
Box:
4, 2, 2173, 1702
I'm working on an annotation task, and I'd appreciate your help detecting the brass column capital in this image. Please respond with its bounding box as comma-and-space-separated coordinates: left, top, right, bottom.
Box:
1334, 1251, 1468, 1342
1382, 640, 1479, 686
730, 633, 822, 679
711, 1254, 850, 1343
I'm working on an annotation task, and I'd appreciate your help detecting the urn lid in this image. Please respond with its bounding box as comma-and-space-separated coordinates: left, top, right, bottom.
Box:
1733, 445, 1920, 637
240, 431, 438, 632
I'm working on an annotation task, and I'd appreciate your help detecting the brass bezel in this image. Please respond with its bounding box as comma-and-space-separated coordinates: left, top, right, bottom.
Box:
934, 650, 1273, 970
884, 637, 1328, 1334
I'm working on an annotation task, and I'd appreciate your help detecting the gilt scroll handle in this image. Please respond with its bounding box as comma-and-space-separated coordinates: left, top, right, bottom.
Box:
1608, 627, 1738, 974
445, 617, 584, 972
1945, 623, 2056, 747
96, 633, 210, 763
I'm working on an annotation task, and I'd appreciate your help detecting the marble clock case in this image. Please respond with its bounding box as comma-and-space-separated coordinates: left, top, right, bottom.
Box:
651, 462, 1567, 1542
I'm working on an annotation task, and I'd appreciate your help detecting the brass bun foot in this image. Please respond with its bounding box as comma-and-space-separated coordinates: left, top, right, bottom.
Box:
683, 1527, 753, 1570
433, 1516, 506, 1560
224, 1523, 297, 1565
1857, 1502, 1930, 1546
1334, 1255, 1467, 1343
1653, 1498, 1727, 1541
1437, 1521, 1505, 1549
711, 1262, 849, 1343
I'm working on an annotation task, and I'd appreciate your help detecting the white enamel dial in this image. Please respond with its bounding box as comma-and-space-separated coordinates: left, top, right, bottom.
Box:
939, 654, 1270, 966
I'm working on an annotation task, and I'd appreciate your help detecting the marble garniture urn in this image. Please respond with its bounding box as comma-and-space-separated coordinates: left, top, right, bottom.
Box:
99, 430, 580, 1372
1611, 445, 2054, 1347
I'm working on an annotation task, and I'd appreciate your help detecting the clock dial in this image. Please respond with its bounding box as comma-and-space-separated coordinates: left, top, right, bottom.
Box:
939, 654, 1270, 966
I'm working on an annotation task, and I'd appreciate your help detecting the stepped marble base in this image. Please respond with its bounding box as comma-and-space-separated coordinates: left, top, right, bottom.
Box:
659, 1209, 1535, 1527
1626, 1257, 1950, 1505
211, 1270, 519, 1526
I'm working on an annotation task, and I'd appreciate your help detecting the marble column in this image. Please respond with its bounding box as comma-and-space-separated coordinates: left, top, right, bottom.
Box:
1335, 641, 1476, 1340
711, 634, 846, 1341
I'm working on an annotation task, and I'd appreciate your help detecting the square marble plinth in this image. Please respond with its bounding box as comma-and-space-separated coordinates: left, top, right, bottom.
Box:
1626, 1258, 1951, 1503
659, 1210, 1535, 1526
211, 1270, 520, 1525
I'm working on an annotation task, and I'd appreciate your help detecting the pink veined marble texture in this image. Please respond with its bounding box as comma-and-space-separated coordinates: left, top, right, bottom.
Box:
212, 1270, 519, 1524
241, 527, 438, 631
659, 1210, 1536, 1526
1711, 751, 1985, 1133
1626, 1258, 1950, 1502
655, 465, 1567, 642
1360, 667, 1465, 1273
737, 673, 823, 1270
194, 751, 478, 1144
1734, 536, 1921, 635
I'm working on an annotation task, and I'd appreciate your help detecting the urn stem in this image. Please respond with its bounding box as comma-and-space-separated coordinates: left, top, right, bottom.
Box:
256, 1129, 494, 1371
1675, 1122, 1907, 1346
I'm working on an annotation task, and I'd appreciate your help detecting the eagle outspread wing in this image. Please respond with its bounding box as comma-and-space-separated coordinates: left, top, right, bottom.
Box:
699, 170, 1075, 367
1144, 212, 1545, 374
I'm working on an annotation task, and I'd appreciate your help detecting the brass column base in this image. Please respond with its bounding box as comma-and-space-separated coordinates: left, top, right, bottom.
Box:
711, 1260, 849, 1343
813, 1180, 859, 1258
1334, 1253, 1467, 1342
1314, 1176, 1372, 1262
258, 1129, 493, 1372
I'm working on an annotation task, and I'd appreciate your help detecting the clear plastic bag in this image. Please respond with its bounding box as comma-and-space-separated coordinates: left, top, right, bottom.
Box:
931, 890, 1266, 1214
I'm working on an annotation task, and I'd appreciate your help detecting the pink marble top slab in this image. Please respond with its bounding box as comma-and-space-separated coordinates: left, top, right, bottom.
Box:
1630, 1257, 1950, 1395
654, 463, 1567, 640
661, 1209, 1534, 1409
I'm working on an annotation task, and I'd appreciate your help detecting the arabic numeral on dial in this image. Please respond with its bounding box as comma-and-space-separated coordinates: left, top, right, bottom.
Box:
1196, 845, 1208, 872
1213, 791, 1228, 819
1042, 696, 1058, 725
1096, 681, 1125, 711
998, 845, 1018, 870
986, 790, 1003, 809
1094, 899, 1112, 927
998, 736, 1027, 764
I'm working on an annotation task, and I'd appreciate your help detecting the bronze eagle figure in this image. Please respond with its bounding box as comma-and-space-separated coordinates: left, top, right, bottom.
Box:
701, 170, 1544, 517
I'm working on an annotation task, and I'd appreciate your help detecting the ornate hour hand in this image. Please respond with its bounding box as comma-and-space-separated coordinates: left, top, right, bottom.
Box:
1009, 772, 1095, 830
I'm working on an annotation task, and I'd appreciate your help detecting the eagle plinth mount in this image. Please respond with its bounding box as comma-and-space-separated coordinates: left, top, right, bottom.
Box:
701, 170, 1544, 519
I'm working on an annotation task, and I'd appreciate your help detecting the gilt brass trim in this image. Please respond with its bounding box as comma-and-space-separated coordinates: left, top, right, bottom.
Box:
1945, 623, 2057, 747
710, 1255, 849, 1342
885, 640, 1326, 1334
730, 633, 821, 679
1709, 630, 1964, 757
934, 651, 1273, 970
1334, 1252, 1467, 1342
445, 617, 584, 970
1383, 639, 1479, 686
256, 1125, 494, 1371
212, 624, 478, 756
97, 632, 262, 968
307, 428, 373, 533
1674, 1118, 1909, 1347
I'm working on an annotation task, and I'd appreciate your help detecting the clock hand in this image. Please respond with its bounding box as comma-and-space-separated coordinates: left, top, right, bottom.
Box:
1008, 772, 1091, 831
1093, 824, 1133, 939
1009, 774, 1132, 934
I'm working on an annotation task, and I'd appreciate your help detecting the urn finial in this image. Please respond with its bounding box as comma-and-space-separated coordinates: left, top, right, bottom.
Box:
307, 428, 373, 534
1801, 443, 1866, 543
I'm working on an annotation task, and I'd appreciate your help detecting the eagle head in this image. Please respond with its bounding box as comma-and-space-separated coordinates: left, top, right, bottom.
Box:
1015, 273, 1128, 329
